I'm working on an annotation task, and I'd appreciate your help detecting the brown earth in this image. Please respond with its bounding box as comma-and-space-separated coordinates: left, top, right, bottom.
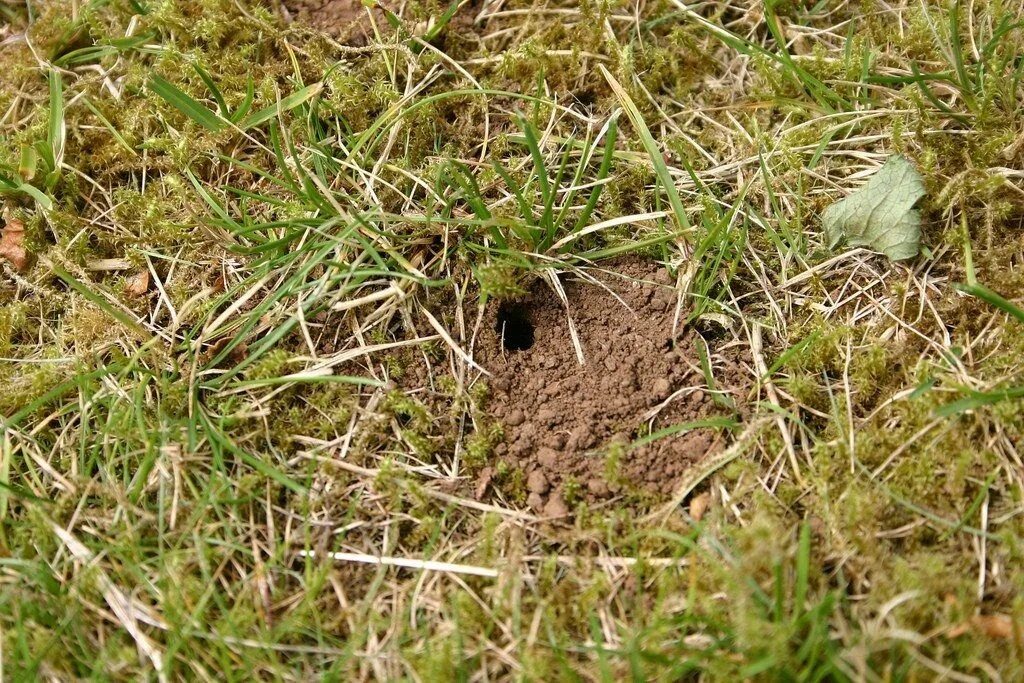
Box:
280, 0, 481, 47
280, 0, 379, 42
475, 261, 752, 517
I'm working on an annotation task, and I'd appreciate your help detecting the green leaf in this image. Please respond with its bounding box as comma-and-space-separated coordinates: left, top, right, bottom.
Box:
17, 183, 53, 210
0, 173, 53, 209
954, 282, 1024, 325
822, 155, 924, 261
47, 70, 66, 174
18, 145, 38, 181
598, 64, 691, 234
237, 82, 322, 131
149, 75, 226, 132
935, 386, 1024, 417
192, 63, 231, 118
629, 416, 736, 449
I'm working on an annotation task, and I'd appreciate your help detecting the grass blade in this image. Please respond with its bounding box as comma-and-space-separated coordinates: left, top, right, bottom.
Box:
954, 282, 1024, 325
230, 75, 256, 123
936, 386, 1024, 416
598, 65, 691, 235
0, 174, 53, 209
630, 416, 737, 449
192, 63, 230, 117
18, 145, 38, 182
47, 70, 65, 175
516, 115, 551, 205
47, 261, 148, 337
149, 75, 225, 132
83, 98, 138, 157
571, 114, 618, 235
794, 522, 811, 616
237, 82, 323, 131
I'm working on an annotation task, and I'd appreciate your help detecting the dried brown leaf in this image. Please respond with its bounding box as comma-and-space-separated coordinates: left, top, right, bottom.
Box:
689, 492, 711, 522
0, 219, 29, 272
971, 614, 1015, 639
125, 269, 151, 297
948, 614, 1016, 640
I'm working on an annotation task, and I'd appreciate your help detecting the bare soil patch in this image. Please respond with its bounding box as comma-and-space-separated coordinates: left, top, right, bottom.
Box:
476, 261, 751, 516
281, 0, 378, 42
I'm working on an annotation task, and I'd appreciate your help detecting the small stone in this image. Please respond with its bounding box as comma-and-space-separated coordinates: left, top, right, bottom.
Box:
604, 356, 617, 372
518, 423, 537, 441
474, 467, 494, 500
125, 270, 150, 297
689, 492, 711, 522
505, 409, 525, 427
653, 378, 671, 399
571, 426, 597, 450
546, 433, 568, 449
537, 447, 559, 468
656, 290, 675, 308
586, 478, 610, 496
691, 389, 705, 404
526, 470, 549, 494
527, 492, 545, 510
543, 492, 569, 517
537, 408, 558, 424
0, 219, 30, 273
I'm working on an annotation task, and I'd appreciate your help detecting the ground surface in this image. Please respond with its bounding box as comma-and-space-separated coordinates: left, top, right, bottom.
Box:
476, 260, 751, 513
1, 0, 1023, 680
283, 0, 382, 42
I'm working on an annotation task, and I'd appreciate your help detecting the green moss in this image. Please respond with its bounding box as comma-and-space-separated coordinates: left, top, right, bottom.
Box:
0, 302, 28, 355
784, 319, 851, 376
244, 349, 293, 380
0, 361, 66, 415
463, 421, 503, 472
474, 264, 526, 299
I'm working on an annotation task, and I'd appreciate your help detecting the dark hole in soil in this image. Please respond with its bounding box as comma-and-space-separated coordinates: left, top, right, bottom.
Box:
496, 302, 535, 351
694, 321, 728, 342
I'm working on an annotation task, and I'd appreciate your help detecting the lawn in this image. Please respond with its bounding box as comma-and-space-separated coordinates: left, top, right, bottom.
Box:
1, 0, 1023, 680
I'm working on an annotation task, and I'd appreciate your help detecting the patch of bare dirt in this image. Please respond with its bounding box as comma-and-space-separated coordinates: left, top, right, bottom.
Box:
281, 0, 380, 43
476, 261, 751, 516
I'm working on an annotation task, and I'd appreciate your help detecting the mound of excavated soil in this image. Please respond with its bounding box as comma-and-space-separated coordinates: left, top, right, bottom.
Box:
476, 261, 751, 516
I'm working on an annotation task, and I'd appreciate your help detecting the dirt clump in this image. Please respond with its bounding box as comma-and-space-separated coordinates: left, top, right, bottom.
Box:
476, 261, 751, 515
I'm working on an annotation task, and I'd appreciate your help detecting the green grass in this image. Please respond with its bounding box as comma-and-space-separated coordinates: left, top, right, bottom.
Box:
1, 0, 1024, 679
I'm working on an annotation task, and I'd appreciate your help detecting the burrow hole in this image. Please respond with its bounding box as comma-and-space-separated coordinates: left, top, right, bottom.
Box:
496, 302, 535, 351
